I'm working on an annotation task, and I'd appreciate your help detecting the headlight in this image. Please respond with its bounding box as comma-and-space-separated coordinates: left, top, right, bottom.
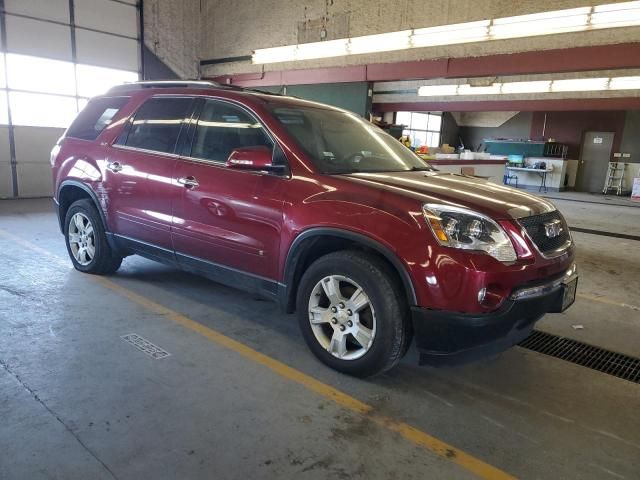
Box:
423, 204, 517, 262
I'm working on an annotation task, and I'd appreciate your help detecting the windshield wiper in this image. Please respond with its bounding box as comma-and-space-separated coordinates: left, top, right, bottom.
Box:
407, 166, 433, 171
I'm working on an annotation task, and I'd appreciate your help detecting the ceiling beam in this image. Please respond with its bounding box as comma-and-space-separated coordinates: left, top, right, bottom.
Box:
207, 43, 640, 87
373, 97, 640, 112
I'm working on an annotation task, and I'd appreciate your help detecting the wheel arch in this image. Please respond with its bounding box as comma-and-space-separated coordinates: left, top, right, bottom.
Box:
281, 228, 417, 313
57, 180, 107, 234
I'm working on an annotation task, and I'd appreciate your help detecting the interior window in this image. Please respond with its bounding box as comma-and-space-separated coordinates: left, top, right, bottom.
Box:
124, 97, 193, 154
190, 100, 273, 163
397, 111, 442, 149
66, 96, 129, 140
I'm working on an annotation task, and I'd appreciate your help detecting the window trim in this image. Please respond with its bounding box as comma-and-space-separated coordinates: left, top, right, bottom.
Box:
181, 96, 290, 176
110, 93, 291, 176
110, 143, 182, 159
186, 97, 275, 163
114, 94, 198, 155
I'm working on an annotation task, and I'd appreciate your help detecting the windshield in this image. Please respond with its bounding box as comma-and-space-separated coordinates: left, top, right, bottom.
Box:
268, 104, 433, 174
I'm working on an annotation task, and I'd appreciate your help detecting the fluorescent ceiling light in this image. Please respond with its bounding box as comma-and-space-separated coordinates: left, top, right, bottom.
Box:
412, 21, 489, 47
349, 30, 411, 55
253, 45, 298, 64
416, 75, 640, 97
417, 85, 460, 96
296, 39, 349, 60
491, 7, 591, 39
591, 1, 640, 28
252, 2, 640, 64
608, 76, 640, 90
457, 83, 503, 95
501, 80, 552, 94
551, 77, 609, 92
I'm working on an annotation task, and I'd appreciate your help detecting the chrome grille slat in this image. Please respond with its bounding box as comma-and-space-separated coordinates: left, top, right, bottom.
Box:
518, 211, 571, 255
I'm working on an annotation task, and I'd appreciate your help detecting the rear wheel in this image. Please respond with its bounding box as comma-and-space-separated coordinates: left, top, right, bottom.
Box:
297, 250, 409, 377
64, 199, 122, 274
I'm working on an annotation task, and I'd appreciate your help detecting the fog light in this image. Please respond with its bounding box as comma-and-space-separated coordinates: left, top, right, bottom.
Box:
478, 287, 487, 303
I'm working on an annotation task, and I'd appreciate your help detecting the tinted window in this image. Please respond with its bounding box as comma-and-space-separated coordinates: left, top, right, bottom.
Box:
190, 100, 272, 163
124, 97, 193, 154
269, 105, 432, 174
66, 96, 129, 140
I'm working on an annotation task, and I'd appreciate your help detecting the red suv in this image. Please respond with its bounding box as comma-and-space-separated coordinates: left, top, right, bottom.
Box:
51, 81, 577, 377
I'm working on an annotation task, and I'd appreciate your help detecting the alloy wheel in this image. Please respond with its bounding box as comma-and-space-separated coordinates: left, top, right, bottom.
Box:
308, 275, 376, 360
68, 212, 95, 266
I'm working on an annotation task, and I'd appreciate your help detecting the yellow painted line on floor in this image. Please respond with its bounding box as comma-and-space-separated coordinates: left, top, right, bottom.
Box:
577, 293, 640, 312
0, 228, 515, 480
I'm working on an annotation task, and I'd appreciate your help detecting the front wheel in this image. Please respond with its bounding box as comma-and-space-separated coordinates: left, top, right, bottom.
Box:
296, 250, 410, 377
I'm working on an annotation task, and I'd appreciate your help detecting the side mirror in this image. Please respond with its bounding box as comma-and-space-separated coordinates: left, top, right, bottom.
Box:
226, 146, 278, 171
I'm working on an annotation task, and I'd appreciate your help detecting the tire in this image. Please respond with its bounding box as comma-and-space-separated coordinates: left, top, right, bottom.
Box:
64, 199, 122, 275
296, 250, 410, 377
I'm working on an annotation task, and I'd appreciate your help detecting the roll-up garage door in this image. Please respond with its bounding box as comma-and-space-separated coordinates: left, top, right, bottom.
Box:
0, 0, 141, 198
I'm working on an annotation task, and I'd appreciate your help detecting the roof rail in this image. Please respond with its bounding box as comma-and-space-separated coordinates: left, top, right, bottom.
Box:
106, 80, 222, 94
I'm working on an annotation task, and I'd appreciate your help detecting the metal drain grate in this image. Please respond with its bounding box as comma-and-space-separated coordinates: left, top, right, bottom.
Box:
518, 330, 640, 384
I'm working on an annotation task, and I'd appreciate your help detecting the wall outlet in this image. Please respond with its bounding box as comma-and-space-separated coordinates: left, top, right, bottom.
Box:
623, 153, 631, 158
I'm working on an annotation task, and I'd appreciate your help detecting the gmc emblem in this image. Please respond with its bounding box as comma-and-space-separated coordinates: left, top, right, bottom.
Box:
544, 219, 563, 238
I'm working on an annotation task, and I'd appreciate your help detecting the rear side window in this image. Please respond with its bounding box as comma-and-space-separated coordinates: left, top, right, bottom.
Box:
66, 97, 129, 141
190, 99, 272, 163
123, 97, 193, 154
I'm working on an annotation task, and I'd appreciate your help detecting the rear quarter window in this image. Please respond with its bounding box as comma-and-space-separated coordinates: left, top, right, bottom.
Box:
65, 97, 129, 141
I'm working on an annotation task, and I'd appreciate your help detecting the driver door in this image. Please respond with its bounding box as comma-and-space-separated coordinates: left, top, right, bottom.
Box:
172, 98, 286, 282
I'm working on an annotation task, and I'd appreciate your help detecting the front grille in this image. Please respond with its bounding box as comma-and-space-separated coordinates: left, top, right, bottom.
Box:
518, 210, 570, 255
519, 330, 640, 384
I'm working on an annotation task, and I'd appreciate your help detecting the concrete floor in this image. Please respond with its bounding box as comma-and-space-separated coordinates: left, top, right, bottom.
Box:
540, 190, 640, 209
1, 198, 639, 480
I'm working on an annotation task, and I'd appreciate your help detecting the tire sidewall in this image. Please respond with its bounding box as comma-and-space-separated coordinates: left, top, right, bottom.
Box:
64, 200, 107, 273
296, 253, 404, 376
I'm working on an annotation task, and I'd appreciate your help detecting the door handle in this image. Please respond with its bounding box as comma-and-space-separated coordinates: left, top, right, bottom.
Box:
107, 161, 123, 173
177, 176, 199, 189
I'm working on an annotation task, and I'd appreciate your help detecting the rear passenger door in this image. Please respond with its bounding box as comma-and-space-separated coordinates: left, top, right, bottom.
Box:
108, 96, 194, 257
172, 98, 287, 284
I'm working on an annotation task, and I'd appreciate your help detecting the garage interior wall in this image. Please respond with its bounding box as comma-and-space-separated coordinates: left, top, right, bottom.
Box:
440, 110, 639, 162
199, 0, 640, 77
258, 82, 372, 117
456, 112, 534, 152
0, 0, 141, 199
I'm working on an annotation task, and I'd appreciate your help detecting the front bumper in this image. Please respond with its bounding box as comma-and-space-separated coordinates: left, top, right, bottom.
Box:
413, 267, 578, 366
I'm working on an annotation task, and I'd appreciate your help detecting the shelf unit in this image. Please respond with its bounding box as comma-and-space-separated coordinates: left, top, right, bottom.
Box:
483, 140, 567, 159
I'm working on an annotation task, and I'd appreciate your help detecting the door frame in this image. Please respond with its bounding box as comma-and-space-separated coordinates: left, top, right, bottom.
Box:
170, 95, 291, 280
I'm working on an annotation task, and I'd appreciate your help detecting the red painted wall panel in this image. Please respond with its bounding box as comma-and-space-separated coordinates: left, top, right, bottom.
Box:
530, 111, 626, 158
208, 43, 640, 87
373, 98, 640, 113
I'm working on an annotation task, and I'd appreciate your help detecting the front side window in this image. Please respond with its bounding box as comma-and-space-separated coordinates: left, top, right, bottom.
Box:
66, 96, 129, 140
269, 104, 431, 174
123, 97, 193, 154
190, 99, 273, 163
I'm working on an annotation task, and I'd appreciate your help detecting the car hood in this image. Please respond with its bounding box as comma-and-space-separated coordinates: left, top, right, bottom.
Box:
340, 171, 556, 219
